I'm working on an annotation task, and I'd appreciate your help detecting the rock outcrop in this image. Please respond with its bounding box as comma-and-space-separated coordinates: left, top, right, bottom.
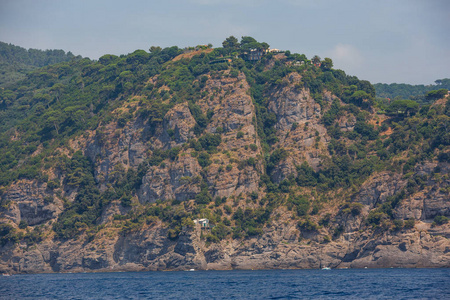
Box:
353, 172, 407, 208
1, 180, 62, 226
138, 154, 202, 203
1, 221, 448, 274
1, 56, 449, 275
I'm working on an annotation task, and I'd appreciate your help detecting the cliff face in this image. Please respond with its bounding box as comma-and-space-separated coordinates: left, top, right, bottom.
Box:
1, 50, 449, 274
2, 180, 62, 227
1, 219, 448, 273
267, 73, 329, 180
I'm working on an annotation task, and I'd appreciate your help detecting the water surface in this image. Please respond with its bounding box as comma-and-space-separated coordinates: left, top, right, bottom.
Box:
1, 268, 449, 299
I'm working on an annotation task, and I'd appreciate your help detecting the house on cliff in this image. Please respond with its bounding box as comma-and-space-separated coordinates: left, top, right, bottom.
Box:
246, 49, 264, 61
194, 218, 210, 229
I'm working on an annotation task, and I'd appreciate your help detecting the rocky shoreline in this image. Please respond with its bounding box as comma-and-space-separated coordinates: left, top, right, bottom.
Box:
1, 220, 449, 275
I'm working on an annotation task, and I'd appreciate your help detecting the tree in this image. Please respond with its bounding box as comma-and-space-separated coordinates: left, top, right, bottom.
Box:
321, 57, 333, 71
182, 217, 195, 228
426, 89, 448, 101
33, 93, 51, 105
350, 90, 373, 107
240, 36, 258, 51
386, 99, 419, 118
357, 80, 376, 98
43, 110, 64, 135
435, 78, 450, 87
99, 54, 119, 65
149, 46, 162, 53
212, 223, 231, 240
222, 36, 239, 52
260, 42, 270, 51
354, 121, 378, 139
50, 83, 64, 102
240, 36, 257, 46
126, 50, 149, 65
312, 55, 321, 65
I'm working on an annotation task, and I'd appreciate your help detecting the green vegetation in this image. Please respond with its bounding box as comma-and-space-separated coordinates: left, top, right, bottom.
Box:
0, 45, 182, 188
0, 223, 19, 246
0, 37, 448, 247
432, 215, 449, 227
374, 79, 450, 104
0, 41, 79, 87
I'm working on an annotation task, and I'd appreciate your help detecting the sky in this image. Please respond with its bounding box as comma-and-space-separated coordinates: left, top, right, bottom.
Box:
0, 0, 449, 84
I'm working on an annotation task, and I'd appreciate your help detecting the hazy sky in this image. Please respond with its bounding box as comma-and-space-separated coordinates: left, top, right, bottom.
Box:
0, 0, 449, 84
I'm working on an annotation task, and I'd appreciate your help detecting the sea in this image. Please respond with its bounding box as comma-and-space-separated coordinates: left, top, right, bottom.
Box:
1, 268, 449, 299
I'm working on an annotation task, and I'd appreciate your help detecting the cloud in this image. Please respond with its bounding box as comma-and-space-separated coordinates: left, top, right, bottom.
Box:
327, 44, 364, 72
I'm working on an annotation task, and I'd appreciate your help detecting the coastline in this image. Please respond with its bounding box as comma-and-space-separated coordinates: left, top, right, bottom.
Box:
2, 223, 449, 275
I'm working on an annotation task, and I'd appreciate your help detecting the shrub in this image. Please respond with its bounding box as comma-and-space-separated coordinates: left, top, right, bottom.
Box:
367, 211, 388, 227
113, 214, 129, 220
214, 196, 224, 206
181, 217, 195, 228
432, 215, 449, 226
168, 146, 181, 160
117, 117, 127, 128
19, 220, 28, 229
298, 218, 318, 231
224, 205, 232, 215
333, 225, 344, 239
47, 180, 60, 190
288, 195, 310, 216
168, 229, 179, 240
230, 69, 239, 78
195, 188, 212, 205
269, 148, 288, 165
121, 194, 132, 207
291, 122, 298, 131
0, 224, 19, 246
319, 214, 331, 227
199, 133, 221, 152
249, 191, 258, 200
392, 219, 404, 230
43, 196, 54, 204
246, 157, 256, 167
341, 202, 364, 216
205, 234, 220, 243
212, 223, 231, 240
404, 218, 415, 229
246, 226, 263, 236
197, 151, 211, 168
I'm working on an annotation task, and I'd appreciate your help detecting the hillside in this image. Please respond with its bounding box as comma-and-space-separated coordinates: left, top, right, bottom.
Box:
374, 79, 450, 104
0, 37, 449, 274
0, 41, 80, 87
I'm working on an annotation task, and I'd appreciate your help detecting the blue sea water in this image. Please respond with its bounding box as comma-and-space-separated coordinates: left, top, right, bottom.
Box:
1, 268, 449, 299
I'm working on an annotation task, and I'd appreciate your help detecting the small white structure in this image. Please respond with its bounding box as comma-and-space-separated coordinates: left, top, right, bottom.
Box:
293, 61, 305, 66
194, 218, 210, 228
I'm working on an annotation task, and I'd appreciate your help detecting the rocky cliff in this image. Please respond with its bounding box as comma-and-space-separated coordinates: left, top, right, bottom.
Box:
0, 45, 449, 274
1, 216, 449, 273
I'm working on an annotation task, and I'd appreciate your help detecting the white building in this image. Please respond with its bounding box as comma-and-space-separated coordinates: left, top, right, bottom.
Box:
194, 218, 210, 228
